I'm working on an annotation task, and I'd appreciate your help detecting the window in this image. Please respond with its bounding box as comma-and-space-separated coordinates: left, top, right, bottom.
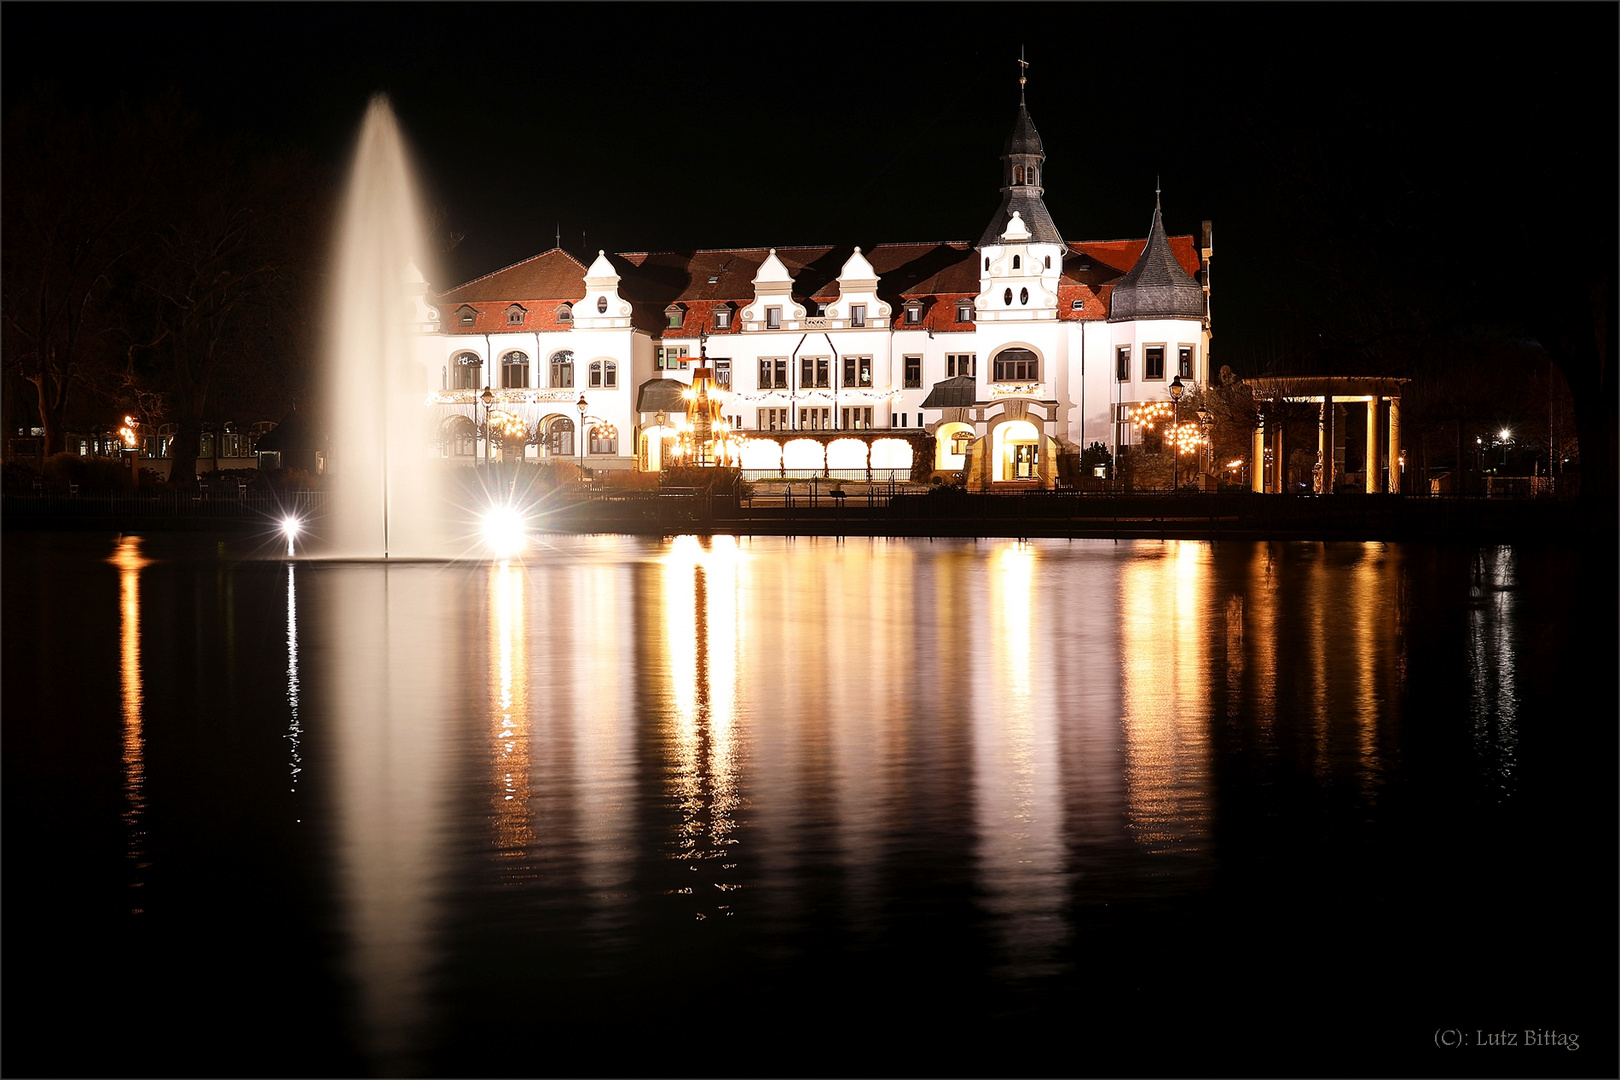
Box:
556, 303, 572, 323
1019, 287, 1029, 305
1071, 299, 1084, 310
1029, 166, 1038, 186
984, 256, 990, 271
843, 355, 872, 387
1003, 288, 1013, 306
1044, 256, 1051, 269
1145, 346, 1165, 381
952, 431, 973, 455
903, 354, 922, 388
457, 305, 477, 327
766, 306, 781, 329
506, 304, 526, 326
851, 304, 866, 327
713, 359, 730, 389
550, 350, 574, 388
546, 417, 574, 457
801, 356, 829, 388
946, 353, 975, 378
904, 300, 922, 324
658, 346, 689, 370
502, 351, 530, 389
992, 347, 1039, 382
1012, 255, 1021, 270
665, 304, 684, 329
597, 296, 608, 314
799, 407, 831, 430
1116, 346, 1130, 382
758, 408, 788, 431
1178, 345, 1193, 379
956, 303, 973, 323
588, 360, 617, 389
452, 352, 482, 390
589, 428, 618, 455
714, 308, 732, 330
841, 407, 874, 430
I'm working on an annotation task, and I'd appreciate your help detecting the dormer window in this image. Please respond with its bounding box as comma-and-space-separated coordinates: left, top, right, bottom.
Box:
714, 307, 732, 330
665, 303, 684, 329
956, 303, 973, 323
506, 304, 527, 326
707, 274, 720, 284
457, 305, 477, 327
903, 300, 923, 325
1012, 255, 1021, 270
1071, 299, 1084, 310
851, 304, 866, 328
556, 303, 573, 323
766, 306, 781, 330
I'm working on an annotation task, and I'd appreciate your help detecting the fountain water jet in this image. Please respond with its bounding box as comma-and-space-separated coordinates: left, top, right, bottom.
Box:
326, 95, 449, 558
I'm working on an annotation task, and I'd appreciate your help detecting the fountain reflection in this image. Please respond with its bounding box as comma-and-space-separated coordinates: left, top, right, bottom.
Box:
109, 535, 151, 913
323, 565, 452, 1076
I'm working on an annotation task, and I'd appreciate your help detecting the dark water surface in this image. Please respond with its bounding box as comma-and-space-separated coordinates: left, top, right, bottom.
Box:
4, 532, 1613, 1077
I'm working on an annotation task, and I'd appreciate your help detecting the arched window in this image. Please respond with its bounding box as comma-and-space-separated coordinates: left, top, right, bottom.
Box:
550, 350, 574, 388
502, 351, 530, 389
441, 414, 476, 458
588, 359, 618, 389
597, 295, 608, 314
452, 351, 482, 390
984, 257, 990, 271
546, 416, 575, 457
1013, 166, 1024, 184
556, 303, 573, 323
506, 304, 526, 326
1012, 255, 1021, 270
1044, 256, 1051, 269
589, 426, 619, 455
992, 347, 1040, 382
1028, 166, 1037, 186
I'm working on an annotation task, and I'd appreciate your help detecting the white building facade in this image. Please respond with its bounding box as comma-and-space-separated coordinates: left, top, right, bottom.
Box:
423, 95, 1211, 489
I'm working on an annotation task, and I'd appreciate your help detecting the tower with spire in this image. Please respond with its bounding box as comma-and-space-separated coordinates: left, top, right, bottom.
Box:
975, 54, 1066, 323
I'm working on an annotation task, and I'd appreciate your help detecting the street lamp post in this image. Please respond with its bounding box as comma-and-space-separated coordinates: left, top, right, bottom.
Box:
577, 393, 588, 479
480, 385, 495, 465
1169, 375, 1185, 490
1196, 404, 1212, 490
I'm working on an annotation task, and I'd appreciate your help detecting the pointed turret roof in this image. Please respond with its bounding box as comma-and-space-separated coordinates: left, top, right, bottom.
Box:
1002, 102, 1045, 157
1107, 199, 1205, 322
978, 98, 1064, 250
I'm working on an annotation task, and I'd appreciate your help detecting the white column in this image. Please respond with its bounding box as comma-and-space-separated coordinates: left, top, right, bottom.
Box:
1365, 396, 1381, 494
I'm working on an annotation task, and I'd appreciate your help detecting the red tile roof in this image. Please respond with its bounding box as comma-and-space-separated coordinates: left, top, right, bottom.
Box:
437, 235, 1202, 337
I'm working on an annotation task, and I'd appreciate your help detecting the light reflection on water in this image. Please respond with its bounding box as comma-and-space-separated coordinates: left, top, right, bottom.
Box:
19, 532, 1581, 1075
109, 535, 152, 913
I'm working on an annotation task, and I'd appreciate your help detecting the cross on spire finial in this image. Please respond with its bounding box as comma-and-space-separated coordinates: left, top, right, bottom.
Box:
1018, 47, 1028, 102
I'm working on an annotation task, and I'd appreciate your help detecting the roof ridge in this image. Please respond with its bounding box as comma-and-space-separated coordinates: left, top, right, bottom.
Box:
441, 247, 586, 294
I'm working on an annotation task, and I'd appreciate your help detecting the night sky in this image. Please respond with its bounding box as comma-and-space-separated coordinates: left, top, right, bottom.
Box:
5, 4, 1614, 367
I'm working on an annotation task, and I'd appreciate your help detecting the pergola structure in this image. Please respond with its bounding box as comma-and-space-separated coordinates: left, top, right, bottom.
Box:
1246, 376, 1407, 494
